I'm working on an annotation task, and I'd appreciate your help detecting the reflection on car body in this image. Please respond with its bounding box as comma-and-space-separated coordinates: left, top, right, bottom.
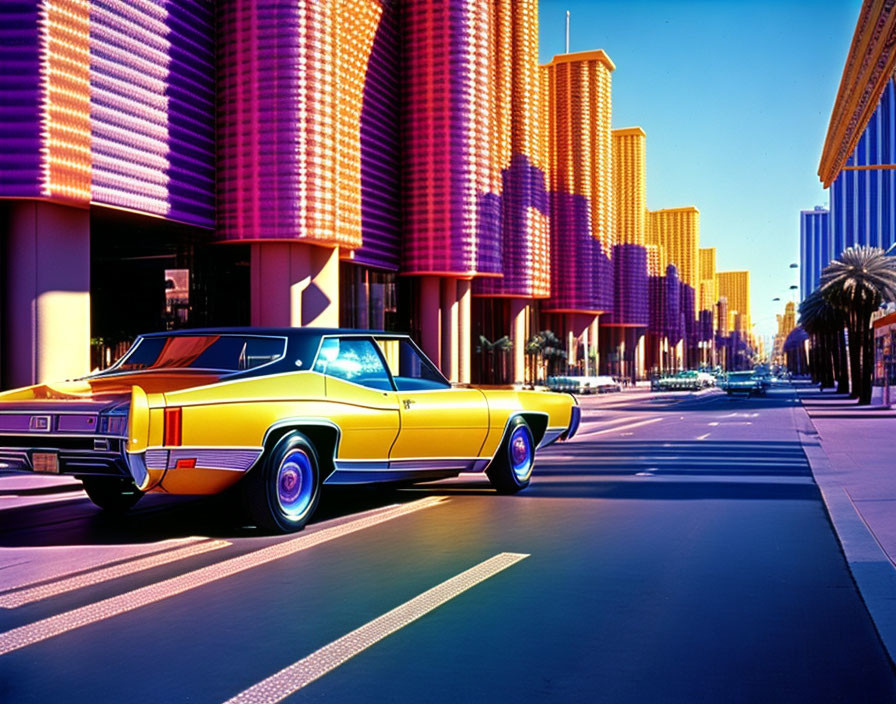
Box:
0, 328, 579, 532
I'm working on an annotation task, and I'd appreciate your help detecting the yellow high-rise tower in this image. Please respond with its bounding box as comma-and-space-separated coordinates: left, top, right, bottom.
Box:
612, 127, 646, 246
545, 50, 615, 254
647, 207, 700, 290
717, 270, 751, 333
698, 247, 718, 313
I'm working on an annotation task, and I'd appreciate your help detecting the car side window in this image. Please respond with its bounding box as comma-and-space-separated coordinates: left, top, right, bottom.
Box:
313, 337, 394, 391
377, 338, 450, 391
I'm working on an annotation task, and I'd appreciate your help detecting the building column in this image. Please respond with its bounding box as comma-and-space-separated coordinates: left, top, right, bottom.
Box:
564, 328, 573, 375
590, 317, 600, 373
353, 265, 369, 329
4, 202, 91, 388
441, 278, 459, 382
636, 333, 646, 380
419, 276, 441, 369
250, 242, 339, 328
510, 298, 529, 385
456, 279, 471, 384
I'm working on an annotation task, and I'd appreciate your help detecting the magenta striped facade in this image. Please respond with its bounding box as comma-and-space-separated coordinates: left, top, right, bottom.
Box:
216, 1, 339, 244
400, 0, 499, 277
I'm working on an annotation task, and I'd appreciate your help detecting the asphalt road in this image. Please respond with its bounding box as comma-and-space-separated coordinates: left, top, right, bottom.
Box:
1, 386, 894, 703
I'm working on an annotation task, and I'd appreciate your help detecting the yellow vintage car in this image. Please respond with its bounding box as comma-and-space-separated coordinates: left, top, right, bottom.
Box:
0, 328, 580, 532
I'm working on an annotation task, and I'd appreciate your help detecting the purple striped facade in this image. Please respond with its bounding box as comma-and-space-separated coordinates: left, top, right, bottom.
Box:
603, 243, 648, 326
0, 1, 215, 227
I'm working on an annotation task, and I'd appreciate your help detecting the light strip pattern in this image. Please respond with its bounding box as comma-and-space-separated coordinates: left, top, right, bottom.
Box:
41, 0, 92, 202
0, 497, 445, 656
89, 0, 170, 216
0, 539, 229, 609
222, 552, 530, 703
401, 0, 496, 276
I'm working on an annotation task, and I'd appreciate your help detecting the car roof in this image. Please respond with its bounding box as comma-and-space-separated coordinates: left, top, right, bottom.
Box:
138, 327, 393, 338
124, 328, 415, 381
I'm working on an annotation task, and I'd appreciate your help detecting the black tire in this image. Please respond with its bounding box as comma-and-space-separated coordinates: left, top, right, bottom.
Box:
81, 477, 143, 513
243, 431, 321, 533
486, 417, 535, 494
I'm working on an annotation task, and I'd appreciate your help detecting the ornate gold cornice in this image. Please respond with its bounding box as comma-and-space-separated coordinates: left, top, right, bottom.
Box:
819, 0, 896, 187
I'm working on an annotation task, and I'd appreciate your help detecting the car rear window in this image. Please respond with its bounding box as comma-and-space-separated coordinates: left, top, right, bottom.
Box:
113, 335, 286, 372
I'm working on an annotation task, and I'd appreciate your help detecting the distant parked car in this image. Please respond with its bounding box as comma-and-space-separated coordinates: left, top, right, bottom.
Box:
655, 370, 714, 392
723, 371, 766, 396
546, 375, 621, 394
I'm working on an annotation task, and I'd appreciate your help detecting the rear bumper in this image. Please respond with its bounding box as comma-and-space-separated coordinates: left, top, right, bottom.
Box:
0, 436, 141, 484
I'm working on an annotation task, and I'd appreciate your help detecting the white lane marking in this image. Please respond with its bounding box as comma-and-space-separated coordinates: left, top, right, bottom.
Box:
708, 422, 720, 426
578, 415, 640, 428
696, 433, 710, 440
0, 497, 446, 656
0, 539, 230, 609
222, 552, 529, 704
577, 417, 663, 437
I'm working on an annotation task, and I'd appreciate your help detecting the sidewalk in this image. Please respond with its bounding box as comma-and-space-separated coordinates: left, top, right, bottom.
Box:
793, 382, 896, 666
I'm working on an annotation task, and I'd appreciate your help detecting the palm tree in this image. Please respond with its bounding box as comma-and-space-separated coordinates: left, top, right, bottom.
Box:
526, 330, 567, 382
820, 246, 896, 404
799, 288, 848, 393
476, 335, 513, 383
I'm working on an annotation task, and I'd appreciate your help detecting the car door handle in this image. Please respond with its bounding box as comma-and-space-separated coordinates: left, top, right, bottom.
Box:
402, 399, 415, 410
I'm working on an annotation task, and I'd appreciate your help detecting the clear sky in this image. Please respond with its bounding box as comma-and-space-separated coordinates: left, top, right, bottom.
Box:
538, 0, 862, 342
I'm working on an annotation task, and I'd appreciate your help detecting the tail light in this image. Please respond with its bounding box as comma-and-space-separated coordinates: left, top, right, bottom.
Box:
163, 407, 182, 446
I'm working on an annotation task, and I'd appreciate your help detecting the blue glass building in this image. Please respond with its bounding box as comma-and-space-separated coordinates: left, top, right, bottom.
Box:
799, 207, 831, 298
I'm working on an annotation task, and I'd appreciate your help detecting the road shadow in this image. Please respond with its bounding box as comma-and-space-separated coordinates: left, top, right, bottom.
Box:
0, 435, 817, 547
411, 437, 816, 502
0, 484, 419, 547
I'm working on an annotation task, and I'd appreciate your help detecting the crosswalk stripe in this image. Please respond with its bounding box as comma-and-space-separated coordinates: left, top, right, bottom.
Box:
576, 417, 663, 437
0, 539, 230, 609
222, 552, 529, 704
0, 497, 446, 657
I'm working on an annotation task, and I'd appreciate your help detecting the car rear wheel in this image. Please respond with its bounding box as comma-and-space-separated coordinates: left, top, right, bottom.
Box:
244, 432, 321, 533
486, 417, 535, 494
81, 477, 143, 513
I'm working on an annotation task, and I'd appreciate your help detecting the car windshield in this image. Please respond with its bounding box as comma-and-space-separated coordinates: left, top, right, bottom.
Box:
727, 372, 755, 380
109, 335, 286, 373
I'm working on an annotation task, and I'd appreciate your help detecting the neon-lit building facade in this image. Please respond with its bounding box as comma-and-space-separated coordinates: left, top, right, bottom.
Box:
543, 50, 615, 315
0, 0, 754, 387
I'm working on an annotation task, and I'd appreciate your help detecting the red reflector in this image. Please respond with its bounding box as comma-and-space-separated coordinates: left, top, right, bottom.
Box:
163, 408, 182, 447
175, 458, 196, 469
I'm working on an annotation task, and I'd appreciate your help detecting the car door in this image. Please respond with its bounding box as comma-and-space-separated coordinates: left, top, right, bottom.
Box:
376, 337, 489, 469
313, 336, 399, 463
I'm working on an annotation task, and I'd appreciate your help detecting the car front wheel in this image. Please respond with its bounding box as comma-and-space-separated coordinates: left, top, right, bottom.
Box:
244, 432, 321, 533
486, 417, 535, 494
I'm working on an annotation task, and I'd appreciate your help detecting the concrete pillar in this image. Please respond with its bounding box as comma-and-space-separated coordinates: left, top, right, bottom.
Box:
510, 298, 529, 384
4, 202, 91, 387
250, 242, 339, 328
567, 328, 576, 375
456, 279, 471, 384
353, 265, 369, 329
637, 333, 646, 380
370, 281, 385, 330
590, 317, 600, 373
582, 324, 590, 377
419, 276, 442, 368
441, 277, 459, 382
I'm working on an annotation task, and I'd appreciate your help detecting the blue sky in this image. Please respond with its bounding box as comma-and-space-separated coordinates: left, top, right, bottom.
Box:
538, 0, 862, 341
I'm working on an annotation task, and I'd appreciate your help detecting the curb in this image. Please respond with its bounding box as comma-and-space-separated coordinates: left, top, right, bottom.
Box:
791, 390, 896, 668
